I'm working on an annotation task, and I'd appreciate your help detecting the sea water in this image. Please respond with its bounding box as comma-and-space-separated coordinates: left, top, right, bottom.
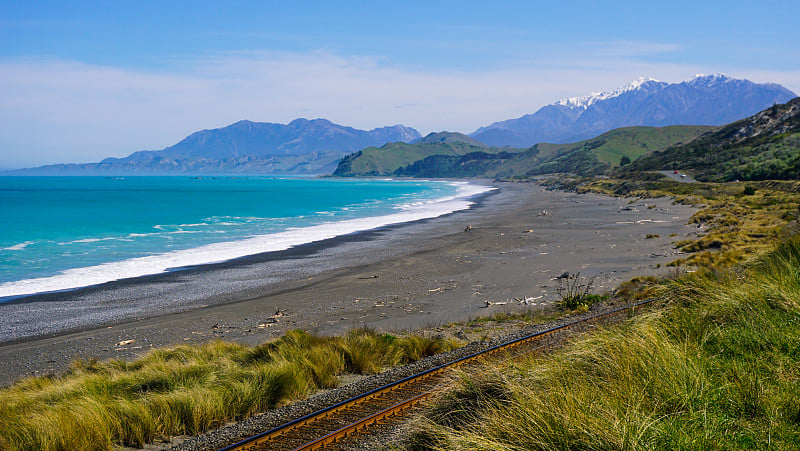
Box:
0, 176, 492, 300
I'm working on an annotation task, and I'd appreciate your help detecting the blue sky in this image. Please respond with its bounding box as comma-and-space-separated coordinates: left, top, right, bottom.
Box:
1, 0, 798, 168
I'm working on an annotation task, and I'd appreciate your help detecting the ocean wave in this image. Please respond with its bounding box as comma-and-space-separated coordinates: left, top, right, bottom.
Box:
0, 182, 495, 300
2, 241, 35, 251
60, 237, 121, 245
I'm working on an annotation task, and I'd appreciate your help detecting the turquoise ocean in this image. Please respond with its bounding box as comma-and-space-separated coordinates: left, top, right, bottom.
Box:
0, 177, 492, 300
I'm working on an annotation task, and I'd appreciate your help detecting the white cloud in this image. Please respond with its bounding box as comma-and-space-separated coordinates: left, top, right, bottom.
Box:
0, 51, 798, 168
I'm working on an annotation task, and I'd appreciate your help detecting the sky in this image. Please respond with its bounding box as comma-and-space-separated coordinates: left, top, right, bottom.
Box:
1, 1, 799, 169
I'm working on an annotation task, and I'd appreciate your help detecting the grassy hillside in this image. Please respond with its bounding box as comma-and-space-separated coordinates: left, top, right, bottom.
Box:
623, 97, 800, 181
540, 125, 714, 166
525, 125, 714, 176
393, 151, 518, 178
332, 133, 518, 176
389, 125, 713, 178
412, 131, 488, 147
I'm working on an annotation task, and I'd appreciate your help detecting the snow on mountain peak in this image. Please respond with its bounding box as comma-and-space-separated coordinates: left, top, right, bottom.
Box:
623, 76, 661, 91
554, 76, 663, 110
686, 73, 734, 87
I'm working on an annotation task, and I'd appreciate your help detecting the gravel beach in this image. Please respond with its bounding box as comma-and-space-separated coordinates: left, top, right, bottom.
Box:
0, 182, 698, 387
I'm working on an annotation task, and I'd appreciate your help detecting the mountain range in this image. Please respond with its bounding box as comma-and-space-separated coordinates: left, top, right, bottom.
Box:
337, 96, 800, 182
6, 74, 796, 176
470, 74, 796, 148
8, 119, 421, 175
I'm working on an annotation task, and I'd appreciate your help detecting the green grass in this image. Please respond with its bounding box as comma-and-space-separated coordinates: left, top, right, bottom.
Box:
333, 141, 515, 176
334, 125, 711, 178
403, 237, 800, 450
0, 328, 458, 450
494, 125, 712, 178
624, 97, 800, 182
537, 125, 714, 167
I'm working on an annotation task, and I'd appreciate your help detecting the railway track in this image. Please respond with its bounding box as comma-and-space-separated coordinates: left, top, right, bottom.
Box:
219, 299, 656, 451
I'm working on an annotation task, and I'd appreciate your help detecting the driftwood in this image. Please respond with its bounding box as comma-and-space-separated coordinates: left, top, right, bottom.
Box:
484, 295, 544, 307
257, 308, 289, 329
513, 295, 543, 305
483, 300, 508, 307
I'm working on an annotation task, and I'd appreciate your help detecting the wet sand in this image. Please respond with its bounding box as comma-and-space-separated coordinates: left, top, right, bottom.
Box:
0, 182, 699, 386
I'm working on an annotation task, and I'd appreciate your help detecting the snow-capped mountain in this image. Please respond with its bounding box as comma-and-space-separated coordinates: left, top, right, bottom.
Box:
554, 77, 668, 110
471, 74, 797, 148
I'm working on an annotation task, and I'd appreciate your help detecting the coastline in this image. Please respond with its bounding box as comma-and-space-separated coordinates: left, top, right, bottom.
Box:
0, 178, 491, 300
0, 182, 699, 387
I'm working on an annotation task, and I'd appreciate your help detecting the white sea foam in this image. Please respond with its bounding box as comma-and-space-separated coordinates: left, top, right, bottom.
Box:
3, 241, 34, 251
61, 237, 122, 245
0, 182, 495, 299
127, 233, 159, 238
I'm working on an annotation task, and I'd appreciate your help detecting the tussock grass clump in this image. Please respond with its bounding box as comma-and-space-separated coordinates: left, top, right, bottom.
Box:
555, 272, 607, 310
0, 328, 457, 450
406, 237, 800, 450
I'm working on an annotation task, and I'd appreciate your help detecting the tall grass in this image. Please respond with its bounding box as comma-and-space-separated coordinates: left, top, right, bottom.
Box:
406, 237, 800, 450
0, 328, 457, 450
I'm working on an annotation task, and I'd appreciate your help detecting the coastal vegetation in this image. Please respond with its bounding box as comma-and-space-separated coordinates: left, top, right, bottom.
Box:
623, 97, 800, 181
3, 95, 798, 449
333, 132, 518, 176
3, 173, 799, 449
395, 173, 800, 449
527, 125, 713, 175
402, 236, 800, 450
4, 174, 799, 450
337, 96, 800, 182
0, 328, 456, 450
336, 125, 713, 178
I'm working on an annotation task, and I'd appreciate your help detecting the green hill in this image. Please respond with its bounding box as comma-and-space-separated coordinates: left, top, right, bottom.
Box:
528, 125, 714, 175
388, 125, 713, 178
412, 131, 489, 147
622, 97, 800, 181
332, 132, 516, 176
544, 125, 714, 166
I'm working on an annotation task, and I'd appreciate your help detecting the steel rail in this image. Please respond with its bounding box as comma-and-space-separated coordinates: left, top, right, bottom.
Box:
219, 298, 657, 451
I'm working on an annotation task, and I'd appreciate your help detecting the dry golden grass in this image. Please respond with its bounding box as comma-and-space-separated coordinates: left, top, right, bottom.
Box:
403, 237, 800, 450
0, 328, 458, 450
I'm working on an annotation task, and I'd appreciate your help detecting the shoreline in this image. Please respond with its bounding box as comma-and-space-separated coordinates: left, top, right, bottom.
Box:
0, 182, 499, 345
0, 182, 699, 387
0, 178, 493, 301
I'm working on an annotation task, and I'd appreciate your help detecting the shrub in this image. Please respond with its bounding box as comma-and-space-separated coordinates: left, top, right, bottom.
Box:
555, 273, 603, 309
